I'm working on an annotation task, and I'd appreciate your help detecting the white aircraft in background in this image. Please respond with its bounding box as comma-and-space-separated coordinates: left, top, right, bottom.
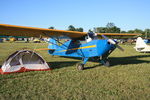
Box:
134, 37, 150, 52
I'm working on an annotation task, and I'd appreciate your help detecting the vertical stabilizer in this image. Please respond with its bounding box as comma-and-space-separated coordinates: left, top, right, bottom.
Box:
48, 38, 57, 49
135, 37, 147, 48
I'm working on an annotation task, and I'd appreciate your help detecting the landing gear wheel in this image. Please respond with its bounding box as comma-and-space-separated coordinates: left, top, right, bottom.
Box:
76, 64, 84, 70
101, 60, 110, 67
103, 61, 110, 67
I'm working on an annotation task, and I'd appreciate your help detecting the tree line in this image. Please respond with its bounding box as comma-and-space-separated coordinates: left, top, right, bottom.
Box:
49, 22, 150, 37
48, 25, 83, 32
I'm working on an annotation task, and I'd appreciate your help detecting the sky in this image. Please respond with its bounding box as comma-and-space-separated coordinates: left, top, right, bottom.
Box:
0, 0, 150, 32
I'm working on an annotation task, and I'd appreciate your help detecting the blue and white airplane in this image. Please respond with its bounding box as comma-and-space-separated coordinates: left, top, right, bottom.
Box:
0, 24, 139, 70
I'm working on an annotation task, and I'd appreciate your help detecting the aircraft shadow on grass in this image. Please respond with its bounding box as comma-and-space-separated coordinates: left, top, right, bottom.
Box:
110, 55, 150, 66
47, 61, 79, 69
48, 55, 150, 69
0, 55, 150, 70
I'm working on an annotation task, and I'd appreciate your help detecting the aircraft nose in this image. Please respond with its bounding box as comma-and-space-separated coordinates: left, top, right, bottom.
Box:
108, 39, 116, 45
102, 35, 124, 51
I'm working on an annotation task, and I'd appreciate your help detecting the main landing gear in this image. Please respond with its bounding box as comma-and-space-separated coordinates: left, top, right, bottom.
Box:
76, 57, 110, 70
76, 57, 89, 70
99, 55, 110, 67
76, 63, 84, 70
100, 59, 110, 67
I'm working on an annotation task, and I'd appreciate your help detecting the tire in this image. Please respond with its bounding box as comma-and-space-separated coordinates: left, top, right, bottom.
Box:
103, 61, 110, 67
76, 64, 84, 70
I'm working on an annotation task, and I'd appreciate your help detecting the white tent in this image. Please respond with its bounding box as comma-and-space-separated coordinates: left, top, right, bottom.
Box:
0, 50, 51, 74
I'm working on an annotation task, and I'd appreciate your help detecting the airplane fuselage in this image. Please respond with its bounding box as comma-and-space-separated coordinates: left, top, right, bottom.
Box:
48, 39, 116, 58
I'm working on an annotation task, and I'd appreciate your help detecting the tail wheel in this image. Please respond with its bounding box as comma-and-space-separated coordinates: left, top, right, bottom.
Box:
76, 63, 84, 70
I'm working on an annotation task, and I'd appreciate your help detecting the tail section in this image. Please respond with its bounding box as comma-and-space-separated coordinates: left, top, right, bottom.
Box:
48, 38, 57, 54
135, 37, 147, 49
48, 38, 57, 50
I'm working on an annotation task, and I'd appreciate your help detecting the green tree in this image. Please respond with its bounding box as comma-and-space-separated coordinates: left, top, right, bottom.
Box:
68, 25, 76, 31
93, 27, 107, 33
133, 28, 143, 33
94, 23, 120, 33
88, 29, 92, 32
128, 29, 143, 33
144, 29, 150, 38
127, 30, 134, 33
121, 30, 127, 33
106, 23, 120, 33
106, 22, 115, 28
76, 28, 83, 32
106, 26, 120, 33
68, 25, 84, 32
48, 26, 55, 29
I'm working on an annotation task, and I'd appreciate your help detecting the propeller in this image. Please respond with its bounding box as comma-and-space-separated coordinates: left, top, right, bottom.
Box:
101, 35, 124, 51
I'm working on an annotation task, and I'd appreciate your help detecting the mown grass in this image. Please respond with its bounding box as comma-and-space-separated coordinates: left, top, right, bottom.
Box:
0, 42, 150, 100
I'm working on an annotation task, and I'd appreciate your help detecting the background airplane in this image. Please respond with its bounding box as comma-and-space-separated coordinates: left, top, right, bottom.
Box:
0, 24, 140, 70
134, 37, 150, 53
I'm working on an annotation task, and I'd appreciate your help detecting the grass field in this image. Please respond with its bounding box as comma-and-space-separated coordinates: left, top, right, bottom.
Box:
0, 42, 150, 100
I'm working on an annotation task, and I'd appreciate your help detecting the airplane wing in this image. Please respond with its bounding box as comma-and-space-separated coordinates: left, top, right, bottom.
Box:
98, 33, 140, 36
98, 33, 141, 39
0, 24, 141, 39
0, 24, 87, 39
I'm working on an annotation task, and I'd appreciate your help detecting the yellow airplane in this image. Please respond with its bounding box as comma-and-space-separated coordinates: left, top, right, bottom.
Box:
0, 24, 141, 70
